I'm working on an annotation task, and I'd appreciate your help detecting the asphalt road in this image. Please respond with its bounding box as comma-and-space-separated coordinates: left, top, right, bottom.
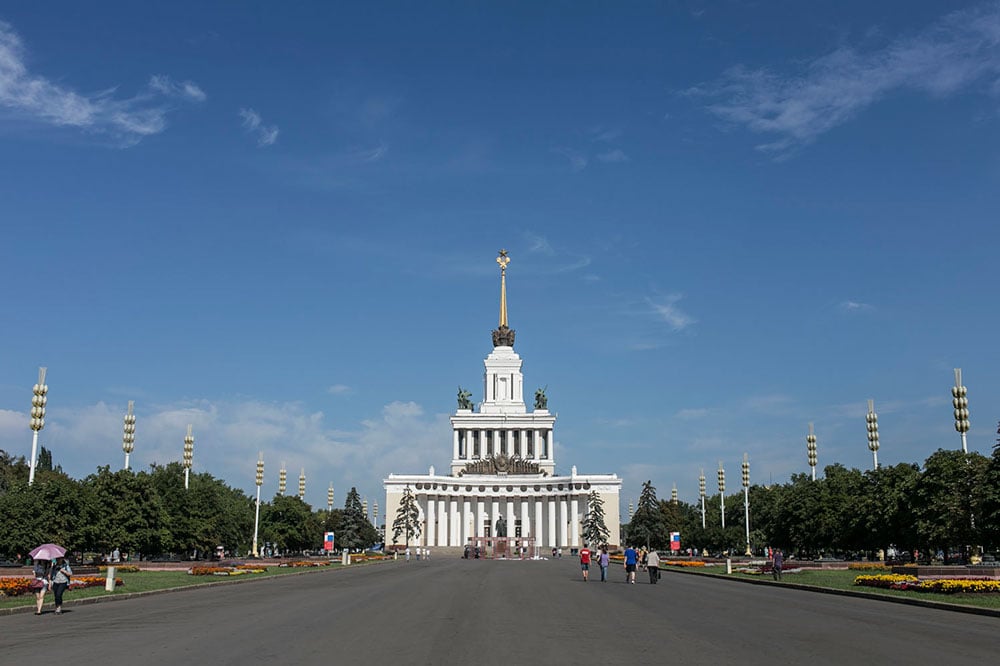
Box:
2, 558, 996, 665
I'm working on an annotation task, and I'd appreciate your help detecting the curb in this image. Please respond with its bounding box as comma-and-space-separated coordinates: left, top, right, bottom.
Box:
0, 559, 393, 617
662, 566, 1000, 618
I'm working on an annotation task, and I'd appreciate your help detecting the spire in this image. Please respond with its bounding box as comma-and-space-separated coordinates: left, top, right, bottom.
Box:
492, 249, 516, 347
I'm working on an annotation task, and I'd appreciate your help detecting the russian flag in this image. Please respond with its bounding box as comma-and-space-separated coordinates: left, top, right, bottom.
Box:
670, 532, 681, 551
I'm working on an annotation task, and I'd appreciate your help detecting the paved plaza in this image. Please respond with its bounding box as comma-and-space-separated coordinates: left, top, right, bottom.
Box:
2, 558, 996, 664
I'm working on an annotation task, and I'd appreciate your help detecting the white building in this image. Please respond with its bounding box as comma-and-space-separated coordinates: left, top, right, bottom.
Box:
383, 251, 621, 551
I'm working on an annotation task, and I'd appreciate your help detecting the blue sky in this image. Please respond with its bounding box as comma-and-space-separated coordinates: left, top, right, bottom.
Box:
2, 1, 999, 519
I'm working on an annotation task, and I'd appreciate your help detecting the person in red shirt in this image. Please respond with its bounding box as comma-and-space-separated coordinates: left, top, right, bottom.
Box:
579, 543, 592, 582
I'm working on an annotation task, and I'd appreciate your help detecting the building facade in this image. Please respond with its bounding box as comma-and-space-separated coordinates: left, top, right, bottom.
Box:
383, 251, 621, 551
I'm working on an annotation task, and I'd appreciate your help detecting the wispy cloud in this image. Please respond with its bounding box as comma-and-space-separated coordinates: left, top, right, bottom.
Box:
239, 107, 279, 146
647, 294, 696, 331
553, 146, 588, 172
327, 384, 352, 395
523, 232, 554, 255
597, 148, 629, 163
689, 4, 1000, 156
0, 21, 204, 145
839, 300, 875, 313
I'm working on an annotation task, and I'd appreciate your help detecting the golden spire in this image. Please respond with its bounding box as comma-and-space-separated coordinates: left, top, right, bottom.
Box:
496, 249, 510, 327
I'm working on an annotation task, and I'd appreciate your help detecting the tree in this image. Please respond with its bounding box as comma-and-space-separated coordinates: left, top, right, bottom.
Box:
391, 487, 421, 548
580, 490, 610, 547
915, 449, 989, 562
339, 487, 378, 551
261, 494, 318, 554
627, 481, 667, 549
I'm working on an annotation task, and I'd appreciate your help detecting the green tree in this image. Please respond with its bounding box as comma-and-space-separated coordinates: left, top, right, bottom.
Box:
261, 494, 317, 554
915, 449, 989, 562
627, 481, 667, 549
391, 487, 421, 548
580, 490, 610, 547
84, 466, 168, 558
338, 487, 379, 551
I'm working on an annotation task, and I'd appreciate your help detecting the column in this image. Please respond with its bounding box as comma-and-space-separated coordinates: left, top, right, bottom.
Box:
521, 429, 528, 458
437, 499, 448, 547
426, 496, 436, 547
478, 430, 486, 458
547, 497, 556, 547
533, 430, 540, 461
450, 498, 460, 546
506, 500, 516, 542
491, 500, 500, 538
559, 497, 568, 547
546, 430, 554, 460
521, 499, 530, 544
476, 498, 485, 538
570, 496, 580, 547
534, 497, 544, 549
463, 498, 472, 545
453, 430, 460, 460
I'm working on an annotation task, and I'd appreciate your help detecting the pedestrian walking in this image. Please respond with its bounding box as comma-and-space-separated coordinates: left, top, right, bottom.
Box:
405, 547, 411, 562
646, 550, 660, 584
32, 559, 51, 615
599, 546, 610, 582
51, 557, 73, 613
579, 543, 592, 582
772, 548, 784, 581
623, 544, 638, 584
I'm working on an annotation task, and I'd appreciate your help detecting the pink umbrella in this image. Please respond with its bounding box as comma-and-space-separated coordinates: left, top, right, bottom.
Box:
29, 543, 66, 560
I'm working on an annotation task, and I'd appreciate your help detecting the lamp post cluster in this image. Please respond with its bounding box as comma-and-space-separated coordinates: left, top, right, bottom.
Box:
742, 453, 751, 556
717, 462, 726, 529
807, 422, 818, 481
253, 453, 264, 557
327, 484, 334, 511
698, 470, 706, 529
298, 468, 306, 500
122, 401, 136, 471
953, 368, 970, 454
28, 367, 48, 486
671, 484, 678, 504
279, 464, 287, 495
866, 400, 880, 470
183, 424, 194, 489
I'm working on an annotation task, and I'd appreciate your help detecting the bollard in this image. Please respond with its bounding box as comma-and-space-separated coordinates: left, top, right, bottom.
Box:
105, 565, 116, 591
342, 551, 350, 566
726, 558, 732, 574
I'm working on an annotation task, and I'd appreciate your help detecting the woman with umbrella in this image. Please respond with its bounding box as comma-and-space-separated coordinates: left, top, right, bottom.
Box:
29, 544, 65, 615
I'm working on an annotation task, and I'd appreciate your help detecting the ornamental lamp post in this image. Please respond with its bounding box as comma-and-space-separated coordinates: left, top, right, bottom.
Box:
807, 422, 818, 481
374, 501, 379, 528
279, 463, 287, 495
866, 400, 880, 470
742, 453, 751, 557
298, 468, 306, 500
253, 452, 264, 557
717, 462, 726, 529
953, 368, 970, 454
182, 424, 194, 489
28, 367, 48, 486
699, 470, 706, 529
327, 483, 334, 512
122, 401, 136, 471
671, 484, 678, 504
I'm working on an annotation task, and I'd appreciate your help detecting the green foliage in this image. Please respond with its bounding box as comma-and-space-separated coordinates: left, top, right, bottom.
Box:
338, 487, 379, 551
627, 481, 669, 549
391, 487, 421, 546
580, 490, 610, 547
261, 494, 319, 554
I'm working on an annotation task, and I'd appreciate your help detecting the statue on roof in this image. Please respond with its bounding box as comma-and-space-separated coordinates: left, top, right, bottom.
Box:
457, 387, 473, 410
534, 386, 548, 410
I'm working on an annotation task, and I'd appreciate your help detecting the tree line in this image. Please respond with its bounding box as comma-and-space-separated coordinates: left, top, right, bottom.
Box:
626, 439, 1000, 561
0, 448, 379, 561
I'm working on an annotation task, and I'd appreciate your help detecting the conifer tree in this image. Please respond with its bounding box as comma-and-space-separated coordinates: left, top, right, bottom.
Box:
391, 486, 422, 548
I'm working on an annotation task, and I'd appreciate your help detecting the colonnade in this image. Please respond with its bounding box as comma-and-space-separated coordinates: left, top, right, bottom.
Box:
452, 428, 553, 461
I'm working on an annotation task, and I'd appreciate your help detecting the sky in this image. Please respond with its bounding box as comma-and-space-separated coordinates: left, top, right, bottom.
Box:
2, 1, 999, 522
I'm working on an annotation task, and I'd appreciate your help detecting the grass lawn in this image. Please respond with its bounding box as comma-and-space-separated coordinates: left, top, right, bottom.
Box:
0, 561, 379, 611
670, 565, 1000, 610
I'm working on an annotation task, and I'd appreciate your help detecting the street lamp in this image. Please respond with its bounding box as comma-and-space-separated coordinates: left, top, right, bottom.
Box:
717, 462, 726, 529
363, 498, 369, 524
866, 400, 880, 470
28, 367, 48, 486
122, 401, 136, 471
374, 501, 379, 528
699, 470, 706, 529
182, 424, 194, 489
671, 484, 678, 504
327, 483, 334, 511
953, 368, 970, 454
279, 463, 287, 495
253, 452, 264, 557
807, 422, 818, 481
298, 468, 306, 500
742, 453, 751, 557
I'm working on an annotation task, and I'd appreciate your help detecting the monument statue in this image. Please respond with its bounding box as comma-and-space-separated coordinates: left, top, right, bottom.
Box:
534, 386, 548, 410
495, 515, 507, 537
457, 387, 473, 410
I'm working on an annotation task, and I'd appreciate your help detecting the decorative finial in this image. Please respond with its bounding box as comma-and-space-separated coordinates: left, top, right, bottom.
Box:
492, 249, 516, 347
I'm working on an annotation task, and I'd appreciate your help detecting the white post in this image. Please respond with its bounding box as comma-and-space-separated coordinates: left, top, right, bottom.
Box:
105, 566, 116, 591
744, 486, 751, 556
28, 367, 48, 486
253, 484, 262, 557
28, 430, 40, 486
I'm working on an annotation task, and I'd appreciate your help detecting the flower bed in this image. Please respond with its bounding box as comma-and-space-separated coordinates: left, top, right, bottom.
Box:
848, 562, 889, 572
893, 578, 1000, 594
278, 560, 329, 568
853, 573, 918, 589
0, 576, 122, 596
99, 564, 140, 573
663, 560, 706, 567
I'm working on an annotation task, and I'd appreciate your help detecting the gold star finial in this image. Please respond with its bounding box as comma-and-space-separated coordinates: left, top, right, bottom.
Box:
496, 249, 510, 274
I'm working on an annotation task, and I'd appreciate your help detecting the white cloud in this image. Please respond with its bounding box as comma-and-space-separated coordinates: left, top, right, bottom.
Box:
839, 300, 875, 313
553, 146, 588, 172
524, 232, 554, 255
647, 294, 696, 331
327, 384, 352, 395
0, 397, 449, 510
239, 107, 279, 146
690, 4, 1000, 156
0, 22, 203, 144
597, 148, 629, 163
